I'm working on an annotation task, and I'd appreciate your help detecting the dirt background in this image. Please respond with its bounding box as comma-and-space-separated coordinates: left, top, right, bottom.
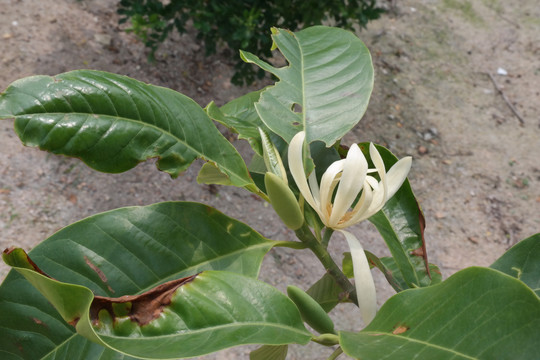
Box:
0, 0, 539, 359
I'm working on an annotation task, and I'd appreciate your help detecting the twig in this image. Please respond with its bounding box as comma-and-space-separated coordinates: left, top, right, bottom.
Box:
327, 347, 344, 360
486, 72, 525, 126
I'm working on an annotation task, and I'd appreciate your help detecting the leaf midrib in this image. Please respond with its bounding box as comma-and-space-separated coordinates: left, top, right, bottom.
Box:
16, 112, 249, 186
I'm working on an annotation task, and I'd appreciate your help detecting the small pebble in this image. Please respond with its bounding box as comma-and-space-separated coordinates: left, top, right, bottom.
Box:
417, 145, 428, 155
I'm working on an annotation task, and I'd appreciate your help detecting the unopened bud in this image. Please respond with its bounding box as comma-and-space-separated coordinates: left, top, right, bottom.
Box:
264, 172, 304, 230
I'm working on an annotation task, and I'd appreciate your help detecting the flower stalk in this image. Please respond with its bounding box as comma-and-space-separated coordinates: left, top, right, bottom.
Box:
295, 223, 358, 306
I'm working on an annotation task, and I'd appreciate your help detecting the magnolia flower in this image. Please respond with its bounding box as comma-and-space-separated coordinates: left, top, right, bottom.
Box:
288, 131, 412, 324
288, 131, 412, 229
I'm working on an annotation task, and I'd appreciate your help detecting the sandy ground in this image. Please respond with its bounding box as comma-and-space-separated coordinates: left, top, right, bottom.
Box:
0, 0, 539, 359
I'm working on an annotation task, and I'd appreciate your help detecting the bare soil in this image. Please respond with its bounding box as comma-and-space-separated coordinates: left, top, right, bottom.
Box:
1, 0, 539, 359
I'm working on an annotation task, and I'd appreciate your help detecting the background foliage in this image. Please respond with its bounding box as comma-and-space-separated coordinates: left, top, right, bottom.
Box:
117, 0, 384, 84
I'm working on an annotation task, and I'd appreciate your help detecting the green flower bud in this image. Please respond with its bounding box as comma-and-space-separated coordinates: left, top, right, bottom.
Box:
287, 285, 336, 335
264, 172, 304, 230
259, 127, 287, 183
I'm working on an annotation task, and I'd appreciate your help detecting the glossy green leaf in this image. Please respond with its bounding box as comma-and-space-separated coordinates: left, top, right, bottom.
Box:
241, 26, 374, 145
363, 143, 433, 289
0, 70, 255, 189
0, 202, 276, 359
490, 233, 540, 296
250, 345, 288, 360
3, 258, 311, 359
340, 267, 540, 360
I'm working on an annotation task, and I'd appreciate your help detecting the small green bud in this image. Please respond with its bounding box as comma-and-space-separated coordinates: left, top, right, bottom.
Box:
259, 127, 287, 183
287, 285, 336, 335
264, 172, 304, 230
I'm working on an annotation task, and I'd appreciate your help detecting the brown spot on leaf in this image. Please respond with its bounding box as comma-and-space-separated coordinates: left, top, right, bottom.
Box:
31, 317, 48, 328
90, 273, 198, 326
410, 248, 424, 257
392, 324, 409, 335
84, 256, 114, 293
68, 317, 80, 327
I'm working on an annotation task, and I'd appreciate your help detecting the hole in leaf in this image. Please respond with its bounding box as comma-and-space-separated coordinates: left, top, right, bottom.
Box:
292, 103, 302, 113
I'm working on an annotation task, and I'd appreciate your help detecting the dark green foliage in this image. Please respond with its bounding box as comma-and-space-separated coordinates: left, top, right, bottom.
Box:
117, 0, 384, 85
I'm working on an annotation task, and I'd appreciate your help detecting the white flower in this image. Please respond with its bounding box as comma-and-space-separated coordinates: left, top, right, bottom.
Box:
288, 131, 412, 325
288, 131, 412, 229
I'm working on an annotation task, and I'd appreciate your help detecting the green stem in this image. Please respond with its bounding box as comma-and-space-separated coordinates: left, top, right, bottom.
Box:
327, 347, 344, 360
272, 240, 308, 250
321, 227, 334, 249
295, 223, 358, 305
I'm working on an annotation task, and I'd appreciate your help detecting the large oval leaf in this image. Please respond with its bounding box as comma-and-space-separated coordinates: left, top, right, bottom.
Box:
0, 70, 254, 189
0, 202, 276, 359
241, 26, 374, 145
490, 233, 540, 296
3, 255, 311, 359
340, 267, 540, 360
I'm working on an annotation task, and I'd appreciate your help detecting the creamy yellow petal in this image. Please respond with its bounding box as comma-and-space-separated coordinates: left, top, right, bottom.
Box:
339, 230, 377, 325
344, 178, 375, 226
366, 143, 388, 214
319, 159, 345, 226
385, 156, 412, 200
329, 144, 368, 227
288, 131, 322, 218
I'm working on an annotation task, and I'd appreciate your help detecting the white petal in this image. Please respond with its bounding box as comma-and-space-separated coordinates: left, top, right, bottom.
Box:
329, 144, 368, 227
366, 144, 388, 214
385, 156, 412, 200
369, 143, 387, 194
308, 170, 321, 208
346, 178, 375, 225
365, 175, 379, 190
339, 230, 377, 325
288, 132, 321, 217
319, 160, 345, 225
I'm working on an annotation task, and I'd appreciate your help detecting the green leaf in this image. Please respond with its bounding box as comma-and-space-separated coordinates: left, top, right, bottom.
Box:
306, 273, 344, 313
340, 267, 540, 360
490, 233, 540, 296
0, 202, 276, 359
363, 251, 442, 293
4, 259, 311, 359
250, 345, 288, 360
197, 161, 234, 186
241, 26, 374, 145
206, 90, 266, 156
0, 70, 255, 189
364, 144, 434, 289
